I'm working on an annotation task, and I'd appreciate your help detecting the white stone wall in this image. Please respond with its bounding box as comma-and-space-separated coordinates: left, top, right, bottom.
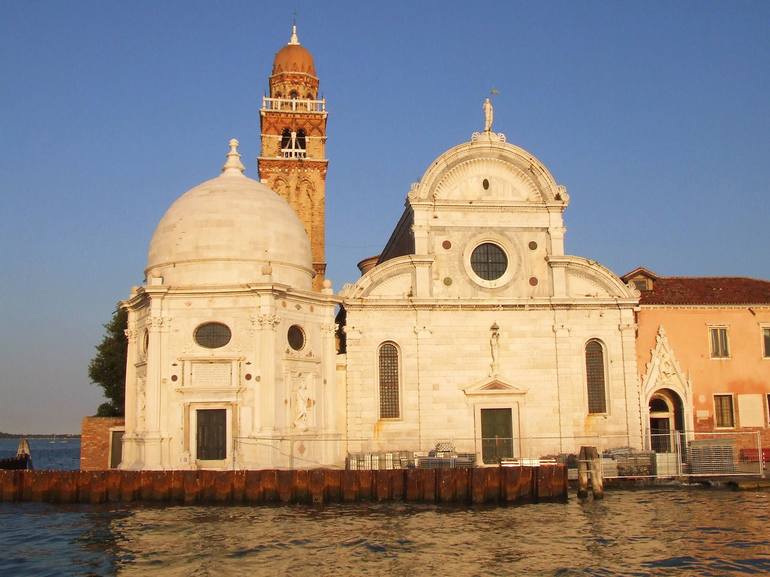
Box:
344, 305, 642, 462
121, 284, 342, 470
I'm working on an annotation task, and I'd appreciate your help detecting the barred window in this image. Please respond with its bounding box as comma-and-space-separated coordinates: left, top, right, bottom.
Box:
194, 322, 231, 349
585, 339, 607, 414
710, 327, 729, 358
714, 395, 734, 428
470, 243, 507, 281
378, 342, 400, 419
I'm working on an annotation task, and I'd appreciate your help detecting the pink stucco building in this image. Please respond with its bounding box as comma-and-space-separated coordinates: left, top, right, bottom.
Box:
624, 268, 770, 456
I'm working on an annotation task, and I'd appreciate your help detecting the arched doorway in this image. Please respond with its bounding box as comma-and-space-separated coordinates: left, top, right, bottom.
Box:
649, 389, 684, 453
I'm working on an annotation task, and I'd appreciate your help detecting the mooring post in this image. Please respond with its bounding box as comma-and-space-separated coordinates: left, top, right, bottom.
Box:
588, 446, 604, 499
577, 446, 589, 499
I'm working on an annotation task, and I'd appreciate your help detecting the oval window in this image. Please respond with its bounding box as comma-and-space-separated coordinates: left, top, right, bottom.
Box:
470, 243, 508, 281
194, 322, 232, 349
288, 325, 305, 351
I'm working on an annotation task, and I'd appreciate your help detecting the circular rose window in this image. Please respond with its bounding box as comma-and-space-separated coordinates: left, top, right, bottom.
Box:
194, 322, 231, 349
288, 325, 305, 351
470, 243, 508, 281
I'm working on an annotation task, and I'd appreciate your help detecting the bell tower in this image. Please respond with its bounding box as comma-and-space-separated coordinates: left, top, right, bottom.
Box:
259, 24, 328, 290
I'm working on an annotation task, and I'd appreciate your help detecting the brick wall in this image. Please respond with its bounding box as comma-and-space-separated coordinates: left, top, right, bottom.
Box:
80, 417, 124, 471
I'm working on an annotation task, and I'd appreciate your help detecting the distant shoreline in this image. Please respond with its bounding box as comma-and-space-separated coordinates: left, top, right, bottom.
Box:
0, 433, 81, 439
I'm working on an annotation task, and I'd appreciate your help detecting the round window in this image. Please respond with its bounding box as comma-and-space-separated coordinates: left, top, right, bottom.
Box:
470, 243, 508, 281
194, 322, 231, 349
288, 325, 305, 351
142, 329, 149, 355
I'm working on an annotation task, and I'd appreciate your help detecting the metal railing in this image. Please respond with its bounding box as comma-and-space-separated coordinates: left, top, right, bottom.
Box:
262, 96, 326, 113
230, 432, 766, 477
281, 148, 307, 159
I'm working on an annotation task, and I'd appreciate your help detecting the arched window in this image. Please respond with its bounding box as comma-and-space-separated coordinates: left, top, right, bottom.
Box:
296, 129, 306, 150
378, 342, 400, 419
585, 339, 607, 414
280, 128, 292, 149
289, 90, 298, 99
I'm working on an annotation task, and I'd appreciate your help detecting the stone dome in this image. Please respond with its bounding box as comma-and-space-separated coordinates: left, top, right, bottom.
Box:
146, 140, 313, 289
272, 26, 316, 76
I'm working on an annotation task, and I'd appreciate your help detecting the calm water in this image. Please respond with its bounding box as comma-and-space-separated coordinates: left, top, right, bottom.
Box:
0, 437, 80, 471
1, 443, 770, 576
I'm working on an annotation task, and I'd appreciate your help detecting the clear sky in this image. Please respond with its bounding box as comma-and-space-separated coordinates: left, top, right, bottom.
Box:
1, 1, 768, 433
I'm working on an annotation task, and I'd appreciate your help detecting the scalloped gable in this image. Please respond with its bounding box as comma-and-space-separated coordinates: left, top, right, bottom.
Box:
409, 136, 568, 206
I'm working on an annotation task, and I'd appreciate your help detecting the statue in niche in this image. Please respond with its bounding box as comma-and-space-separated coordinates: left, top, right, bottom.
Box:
136, 377, 146, 430
483, 97, 494, 132
489, 322, 500, 376
292, 374, 312, 429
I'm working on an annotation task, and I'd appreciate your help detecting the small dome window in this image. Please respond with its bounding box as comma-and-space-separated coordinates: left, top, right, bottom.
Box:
288, 325, 306, 351
482, 178, 490, 190
194, 322, 232, 349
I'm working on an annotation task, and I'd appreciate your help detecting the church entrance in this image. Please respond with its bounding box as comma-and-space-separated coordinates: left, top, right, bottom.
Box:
196, 409, 227, 461
648, 389, 684, 453
480, 408, 513, 464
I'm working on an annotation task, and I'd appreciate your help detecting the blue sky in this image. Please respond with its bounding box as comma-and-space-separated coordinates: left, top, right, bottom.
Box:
1, 1, 768, 433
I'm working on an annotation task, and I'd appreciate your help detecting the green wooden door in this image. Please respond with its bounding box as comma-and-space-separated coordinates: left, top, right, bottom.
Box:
197, 409, 226, 460
481, 408, 513, 464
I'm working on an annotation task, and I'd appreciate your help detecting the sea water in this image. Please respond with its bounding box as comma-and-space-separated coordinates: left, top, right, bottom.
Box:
1, 442, 769, 576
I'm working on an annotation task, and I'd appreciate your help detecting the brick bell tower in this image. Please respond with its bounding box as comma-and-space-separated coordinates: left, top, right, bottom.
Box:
259, 24, 328, 290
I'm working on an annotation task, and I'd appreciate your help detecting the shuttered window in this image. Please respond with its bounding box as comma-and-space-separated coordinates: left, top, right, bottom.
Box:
378, 343, 400, 419
710, 327, 729, 358
714, 395, 734, 428
586, 339, 607, 414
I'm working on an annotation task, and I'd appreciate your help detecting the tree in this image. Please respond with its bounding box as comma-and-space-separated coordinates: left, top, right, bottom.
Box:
88, 307, 128, 417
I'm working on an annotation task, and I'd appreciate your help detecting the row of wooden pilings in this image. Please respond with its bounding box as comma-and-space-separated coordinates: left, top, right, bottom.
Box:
0, 466, 567, 506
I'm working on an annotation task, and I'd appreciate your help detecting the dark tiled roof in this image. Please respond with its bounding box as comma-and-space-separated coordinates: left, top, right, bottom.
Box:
630, 275, 770, 305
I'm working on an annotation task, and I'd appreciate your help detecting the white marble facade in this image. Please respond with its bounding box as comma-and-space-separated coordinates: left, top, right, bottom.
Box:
340, 130, 643, 463
121, 128, 644, 470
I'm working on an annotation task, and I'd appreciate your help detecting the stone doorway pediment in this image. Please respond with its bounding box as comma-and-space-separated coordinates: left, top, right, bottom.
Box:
462, 376, 528, 396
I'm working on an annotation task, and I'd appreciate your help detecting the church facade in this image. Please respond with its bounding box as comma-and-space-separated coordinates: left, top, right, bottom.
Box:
119, 27, 644, 470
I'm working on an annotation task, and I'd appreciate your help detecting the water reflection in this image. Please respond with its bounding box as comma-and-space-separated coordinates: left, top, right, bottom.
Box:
2, 488, 770, 576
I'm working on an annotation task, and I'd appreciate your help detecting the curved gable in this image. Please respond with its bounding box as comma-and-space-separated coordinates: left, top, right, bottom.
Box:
549, 255, 640, 300
340, 255, 433, 299
410, 135, 568, 207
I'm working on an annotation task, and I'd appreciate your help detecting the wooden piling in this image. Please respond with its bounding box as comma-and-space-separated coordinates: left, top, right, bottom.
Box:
577, 446, 590, 499
578, 446, 603, 500
0, 465, 567, 505
588, 447, 604, 499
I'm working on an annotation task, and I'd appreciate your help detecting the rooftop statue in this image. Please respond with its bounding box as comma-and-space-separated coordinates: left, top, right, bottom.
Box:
483, 97, 494, 132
